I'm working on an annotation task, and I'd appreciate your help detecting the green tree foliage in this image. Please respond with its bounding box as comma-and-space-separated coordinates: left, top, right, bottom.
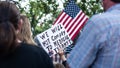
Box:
13, 0, 103, 37
77, 0, 103, 17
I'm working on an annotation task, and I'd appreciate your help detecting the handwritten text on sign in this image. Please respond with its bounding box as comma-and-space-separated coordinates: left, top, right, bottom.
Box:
36, 24, 73, 57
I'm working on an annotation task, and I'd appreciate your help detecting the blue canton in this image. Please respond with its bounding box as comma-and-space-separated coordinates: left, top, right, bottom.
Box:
63, 0, 80, 18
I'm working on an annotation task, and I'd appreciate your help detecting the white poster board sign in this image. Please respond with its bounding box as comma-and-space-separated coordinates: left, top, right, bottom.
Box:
36, 24, 73, 57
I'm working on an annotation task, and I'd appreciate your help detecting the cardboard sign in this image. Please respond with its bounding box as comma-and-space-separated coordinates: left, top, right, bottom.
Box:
36, 24, 73, 57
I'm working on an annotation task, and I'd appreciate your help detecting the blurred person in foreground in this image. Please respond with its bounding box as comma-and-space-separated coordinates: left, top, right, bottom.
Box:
67, 0, 120, 68
18, 14, 36, 45
54, 63, 65, 68
0, 1, 54, 68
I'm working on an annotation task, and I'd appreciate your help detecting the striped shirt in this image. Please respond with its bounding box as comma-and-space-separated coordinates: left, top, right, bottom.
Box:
67, 4, 120, 68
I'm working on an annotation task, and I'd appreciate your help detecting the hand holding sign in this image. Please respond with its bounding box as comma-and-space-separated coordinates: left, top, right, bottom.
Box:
36, 24, 73, 57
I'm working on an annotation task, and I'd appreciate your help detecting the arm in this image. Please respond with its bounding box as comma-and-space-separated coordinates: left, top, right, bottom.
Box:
58, 49, 70, 68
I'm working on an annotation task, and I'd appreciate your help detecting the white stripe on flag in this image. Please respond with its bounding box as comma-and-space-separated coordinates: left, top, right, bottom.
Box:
60, 14, 69, 25
64, 16, 72, 28
54, 12, 66, 25
68, 12, 85, 34
66, 11, 82, 31
70, 16, 88, 38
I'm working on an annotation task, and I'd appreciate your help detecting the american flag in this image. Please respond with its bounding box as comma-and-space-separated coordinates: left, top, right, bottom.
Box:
53, 0, 88, 40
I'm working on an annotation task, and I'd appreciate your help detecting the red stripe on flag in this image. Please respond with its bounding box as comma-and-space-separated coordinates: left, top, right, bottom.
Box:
67, 12, 83, 33
70, 16, 88, 39
69, 14, 86, 35
71, 18, 88, 40
58, 13, 67, 24
63, 15, 71, 25
65, 18, 73, 28
53, 11, 64, 25
60, 14, 69, 25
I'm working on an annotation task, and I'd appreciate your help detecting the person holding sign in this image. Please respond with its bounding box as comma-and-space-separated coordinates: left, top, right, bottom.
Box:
0, 1, 54, 68
34, 24, 73, 63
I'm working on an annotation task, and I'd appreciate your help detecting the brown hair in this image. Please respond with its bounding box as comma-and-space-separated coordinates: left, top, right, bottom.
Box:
0, 1, 20, 57
18, 15, 36, 45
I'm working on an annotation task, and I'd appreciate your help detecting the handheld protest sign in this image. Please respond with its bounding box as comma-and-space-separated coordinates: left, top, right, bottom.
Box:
36, 24, 73, 57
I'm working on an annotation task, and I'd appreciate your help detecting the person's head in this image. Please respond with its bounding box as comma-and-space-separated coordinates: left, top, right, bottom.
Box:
100, 0, 120, 11
18, 14, 36, 45
0, 1, 22, 57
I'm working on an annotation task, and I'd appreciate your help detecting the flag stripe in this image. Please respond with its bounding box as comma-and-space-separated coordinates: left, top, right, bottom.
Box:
59, 13, 67, 24
64, 17, 73, 28
63, 15, 71, 25
53, 11, 64, 25
54, 12, 65, 25
61, 14, 69, 25
71, 18, 88, 40
68, 11, 85, 34
69, 14, 86, 35
66, 11, 82, 31
70, 16, 88, 39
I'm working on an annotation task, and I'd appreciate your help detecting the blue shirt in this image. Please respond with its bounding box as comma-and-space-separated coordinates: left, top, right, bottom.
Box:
67, 4, 120, 68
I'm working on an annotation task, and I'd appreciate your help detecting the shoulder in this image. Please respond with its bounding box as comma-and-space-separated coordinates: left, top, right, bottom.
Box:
90, 11, 114, 23
90, 13, 107, 22
82, 13, 111, 35
17, 43, 48, 58
18, 43, 52, 63
86, 12, 112, 28
19, 43, 45, 53
13, 43, 54, 68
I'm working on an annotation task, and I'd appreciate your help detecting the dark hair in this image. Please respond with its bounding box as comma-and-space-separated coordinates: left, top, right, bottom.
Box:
0, 1, 20, 57
111, 0, 120, 3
